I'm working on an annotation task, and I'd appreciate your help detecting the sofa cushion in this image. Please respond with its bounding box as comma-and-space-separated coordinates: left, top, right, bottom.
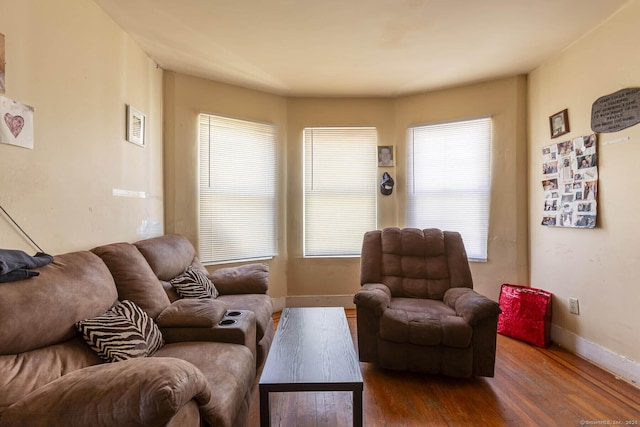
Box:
390, 297, 456, 317
0, 251, 118, 355
77, 300, 164, 362
135, 234, 197, 281
92, 243, 171, 319
379, 304, 472, 348
170, 266, 219, 299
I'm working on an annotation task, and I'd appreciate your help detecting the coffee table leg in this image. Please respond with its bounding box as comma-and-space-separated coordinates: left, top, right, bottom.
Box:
259, 388, 270, 427
353, 389, 363, 427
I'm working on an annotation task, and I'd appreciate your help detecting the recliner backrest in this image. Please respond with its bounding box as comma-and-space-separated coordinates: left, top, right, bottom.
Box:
360, 227, 473, 300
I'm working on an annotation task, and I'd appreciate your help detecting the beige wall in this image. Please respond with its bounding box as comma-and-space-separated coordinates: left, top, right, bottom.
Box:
395, 77, 529, 301
165, 75, 528, 305
528, 0, 640, 371
284, 79, 529, 302
285, 97, 396, 299
163, 72, 289, 300
0, 0, 163, 254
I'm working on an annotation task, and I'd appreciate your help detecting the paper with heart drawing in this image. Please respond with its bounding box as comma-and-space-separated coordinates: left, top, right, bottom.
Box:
0, 95, 34, 149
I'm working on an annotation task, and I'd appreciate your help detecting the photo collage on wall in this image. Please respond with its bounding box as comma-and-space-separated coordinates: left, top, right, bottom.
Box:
541, 134, 598, 228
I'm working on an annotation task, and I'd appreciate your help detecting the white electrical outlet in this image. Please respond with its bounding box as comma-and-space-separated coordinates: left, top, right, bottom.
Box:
569, 297, 580, 315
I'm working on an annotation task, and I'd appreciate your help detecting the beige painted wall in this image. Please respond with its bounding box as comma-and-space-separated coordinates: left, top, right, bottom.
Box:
528, 0, 640, 365
165, 75, 528, 304
285, 81, 528, 301
285, 97, 396, 298
0, 0, 163, 254
395, 76, 529, 301
163, 72, 289, 299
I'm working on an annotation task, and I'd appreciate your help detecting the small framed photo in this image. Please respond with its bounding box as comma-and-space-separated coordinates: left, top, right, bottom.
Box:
126, 105, 146, 147
549, 109, 569, 139
378, 145, 394, 167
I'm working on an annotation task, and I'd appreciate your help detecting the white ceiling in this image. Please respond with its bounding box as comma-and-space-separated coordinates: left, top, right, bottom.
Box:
94, 0, 629, 97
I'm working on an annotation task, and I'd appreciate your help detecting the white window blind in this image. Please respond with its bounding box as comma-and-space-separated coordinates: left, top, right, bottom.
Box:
407, 117, 491, 261
198, 113, 276, 264
303, 127, 378, 257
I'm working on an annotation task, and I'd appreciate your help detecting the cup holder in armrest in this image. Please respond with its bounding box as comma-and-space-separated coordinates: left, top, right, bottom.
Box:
226, 311, 242, 317
219, 319, 237, 326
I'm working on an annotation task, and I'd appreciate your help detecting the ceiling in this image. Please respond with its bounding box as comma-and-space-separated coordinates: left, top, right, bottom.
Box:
94, 0, 629, 97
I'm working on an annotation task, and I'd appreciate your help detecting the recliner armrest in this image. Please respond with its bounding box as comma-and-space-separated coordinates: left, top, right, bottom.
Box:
0, 357, 210, 427
156, 298, 228, 328
443, 287, 502, 326
209, 263, 269, 295
353, 283, 392, 316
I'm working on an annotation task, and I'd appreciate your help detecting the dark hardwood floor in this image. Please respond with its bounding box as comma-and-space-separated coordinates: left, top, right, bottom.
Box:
248, 309, 640, 426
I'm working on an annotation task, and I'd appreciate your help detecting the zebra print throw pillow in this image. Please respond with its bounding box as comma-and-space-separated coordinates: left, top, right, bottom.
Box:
169, 266, 219, 299
76, 300, 164, 362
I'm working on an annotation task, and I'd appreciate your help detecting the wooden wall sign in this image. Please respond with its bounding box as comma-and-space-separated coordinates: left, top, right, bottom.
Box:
591, 88, 640, 133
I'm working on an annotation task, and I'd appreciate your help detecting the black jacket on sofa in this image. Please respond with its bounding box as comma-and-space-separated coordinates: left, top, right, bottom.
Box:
0, 249, 53, 282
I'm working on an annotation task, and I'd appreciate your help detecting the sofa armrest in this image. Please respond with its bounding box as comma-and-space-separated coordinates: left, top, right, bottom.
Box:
160, 311, 257, 361
443, 287, 502, 326
156, 298, 228, 328
353, 283, 391, 316
209, 263, 269, 295
0, 357, 210, 427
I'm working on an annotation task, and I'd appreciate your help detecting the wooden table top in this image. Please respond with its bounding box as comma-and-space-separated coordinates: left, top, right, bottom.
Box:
259, 307, 363, 388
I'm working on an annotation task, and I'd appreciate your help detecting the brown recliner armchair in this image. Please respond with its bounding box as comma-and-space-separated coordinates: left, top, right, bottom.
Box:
353, 227, 501, 378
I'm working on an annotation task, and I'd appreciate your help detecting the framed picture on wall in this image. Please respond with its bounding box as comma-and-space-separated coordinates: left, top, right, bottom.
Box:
378, 145, 394, 167
549, 109, 570, 138
126, 105, 146, 147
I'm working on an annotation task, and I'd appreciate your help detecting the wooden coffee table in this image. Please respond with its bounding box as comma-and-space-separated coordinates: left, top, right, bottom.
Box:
259, 307, 363, 426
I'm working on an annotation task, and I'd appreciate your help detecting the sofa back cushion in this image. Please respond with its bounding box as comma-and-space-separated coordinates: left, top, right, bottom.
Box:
92, 243, 171, 319
361, 228, 473, 300
0, 251, 118, 355
135, 234, 197, 281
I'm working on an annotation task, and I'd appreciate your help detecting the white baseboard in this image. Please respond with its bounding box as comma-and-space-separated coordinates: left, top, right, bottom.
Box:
282, 294, 356, 309
551, 323, 639, 388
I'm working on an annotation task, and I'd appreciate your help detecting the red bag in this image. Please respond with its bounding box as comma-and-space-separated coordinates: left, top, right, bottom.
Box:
497, 284, 552, 348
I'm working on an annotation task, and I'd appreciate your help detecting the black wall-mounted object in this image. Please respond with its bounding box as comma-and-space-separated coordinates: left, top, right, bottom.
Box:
380, 172, 394, 195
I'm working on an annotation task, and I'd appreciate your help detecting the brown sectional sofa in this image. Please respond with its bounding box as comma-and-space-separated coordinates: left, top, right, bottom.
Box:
0, 234, 273, 427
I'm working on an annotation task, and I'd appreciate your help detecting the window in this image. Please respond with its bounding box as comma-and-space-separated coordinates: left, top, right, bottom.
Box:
303, 127, 377, 257
198, 113, 276, 263
407, 117, 491, 261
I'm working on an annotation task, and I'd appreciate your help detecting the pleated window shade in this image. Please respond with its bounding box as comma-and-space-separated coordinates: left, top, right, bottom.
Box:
198, 113, 277, 264
303, 127, 378, 257
407, 117, 492, 261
